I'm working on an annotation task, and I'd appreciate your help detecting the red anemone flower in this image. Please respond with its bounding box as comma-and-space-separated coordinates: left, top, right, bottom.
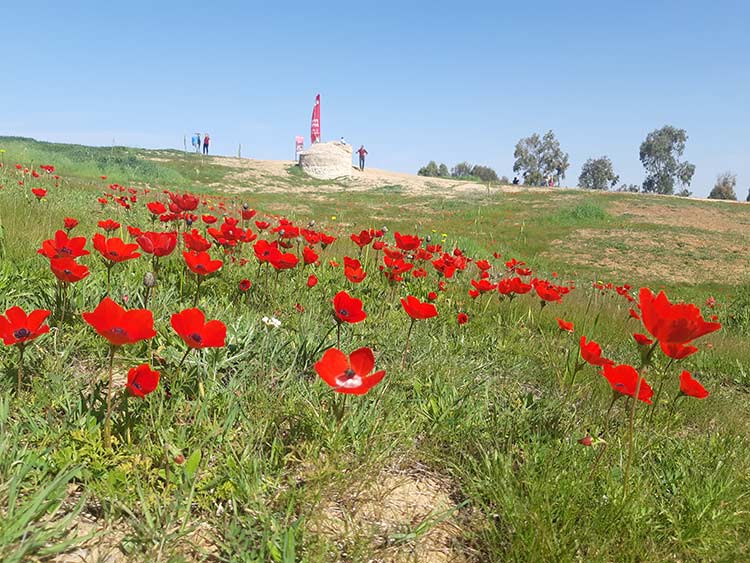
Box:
169, 192, 200, 211
475, 259, 491, 272
253, 239, 282, 264
183, 229, 212, 252
400, 295, 438, 320
679, 370, 709, 399
394, 232, 422, 251
63, 217, 79, 231
333, 291, 367, 324
534, 280, 561, 303
633, 333, 654, 346
147, 201, 167, 215
98, 219, 121, 232
170, 308, 227, 349
578, 435, 593, 447
0, 307, 51, 346
302, 246, 319, 265
307, 274, 318, 288
93, 233, 141, 263
457, 312, 469, 325
126, 364, 160, 398
38, 230, 89, 259
580, 336, 614, 367
314, 347, 385, 395
31, 188, 47, 199
183, 251, 223, 276
344, 263, 367, 283
350, 230, 374, 248
471, 279, 496, 293
82, 297, 156, 346
660, 342, 699, 360
601, 363, 653, 404
269, 252, 299, 271
239, 279, 252, 292
50, 257, 90, 283
556, 318, 574, 332
136, 231, 178, 257
498, 277, 532, 296
639, 287, 721, 346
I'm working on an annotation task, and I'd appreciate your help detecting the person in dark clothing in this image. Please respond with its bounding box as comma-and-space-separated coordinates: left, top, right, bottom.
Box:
357, 145, 368, 171
203, 133, 210, 155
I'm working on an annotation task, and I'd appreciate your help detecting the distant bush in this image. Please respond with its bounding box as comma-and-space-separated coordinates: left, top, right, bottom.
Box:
708, 172, 737, 201
616, 184, 640, 193
418, 160, 500, 183
469, 165, 498, 183
676, 188, 693, 197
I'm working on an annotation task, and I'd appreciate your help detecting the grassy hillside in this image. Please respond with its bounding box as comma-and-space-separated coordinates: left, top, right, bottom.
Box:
0, 137, 749, 562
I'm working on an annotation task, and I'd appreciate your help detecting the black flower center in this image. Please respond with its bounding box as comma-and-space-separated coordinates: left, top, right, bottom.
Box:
190, 333, 203, 343
339, 309, 349, 317
13, 328, 30, 339
342, 368, 356, 380
112, 327, 128, 336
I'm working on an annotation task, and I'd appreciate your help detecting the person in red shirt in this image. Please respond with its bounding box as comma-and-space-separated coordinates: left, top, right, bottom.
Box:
203, 133, 210, 155
357, 145, 368, 171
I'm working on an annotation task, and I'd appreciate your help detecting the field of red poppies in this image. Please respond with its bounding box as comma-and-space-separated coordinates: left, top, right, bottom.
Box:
0, 141, 749, 562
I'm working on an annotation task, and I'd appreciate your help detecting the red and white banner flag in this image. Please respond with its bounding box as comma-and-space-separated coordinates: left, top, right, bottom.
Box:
295, 135, 304, 157
310, 94, 321, 144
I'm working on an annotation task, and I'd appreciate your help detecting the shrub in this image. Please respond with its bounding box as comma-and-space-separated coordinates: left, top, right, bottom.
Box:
708, 172, 737, 201
470, 165, 499, 183
616, 184, 640, 193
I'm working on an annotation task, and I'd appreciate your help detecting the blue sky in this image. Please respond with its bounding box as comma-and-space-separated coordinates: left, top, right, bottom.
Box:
2, 0, 748, 196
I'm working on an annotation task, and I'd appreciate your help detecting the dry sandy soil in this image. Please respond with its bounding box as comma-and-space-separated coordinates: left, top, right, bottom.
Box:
206, 155, 543, 197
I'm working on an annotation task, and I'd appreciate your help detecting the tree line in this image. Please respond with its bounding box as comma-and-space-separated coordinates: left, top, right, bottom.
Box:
417, 161, 503, 184
417, 125, 745, 200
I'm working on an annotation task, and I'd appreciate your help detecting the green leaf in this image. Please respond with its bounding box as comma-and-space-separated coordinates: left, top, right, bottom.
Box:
184, 449, 201, 479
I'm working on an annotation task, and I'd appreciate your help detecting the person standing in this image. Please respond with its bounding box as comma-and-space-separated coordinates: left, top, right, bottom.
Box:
357, 145, 368, 171
203, 133, 210, 155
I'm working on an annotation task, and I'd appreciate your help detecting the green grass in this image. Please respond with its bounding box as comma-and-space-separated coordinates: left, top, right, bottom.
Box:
0, 138, 749, 561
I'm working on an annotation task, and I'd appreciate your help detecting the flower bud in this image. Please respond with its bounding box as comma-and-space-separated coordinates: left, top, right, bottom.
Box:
143, 271, 157, 288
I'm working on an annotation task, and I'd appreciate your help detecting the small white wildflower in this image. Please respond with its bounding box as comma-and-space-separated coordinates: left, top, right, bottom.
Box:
261, 316, 281, 328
